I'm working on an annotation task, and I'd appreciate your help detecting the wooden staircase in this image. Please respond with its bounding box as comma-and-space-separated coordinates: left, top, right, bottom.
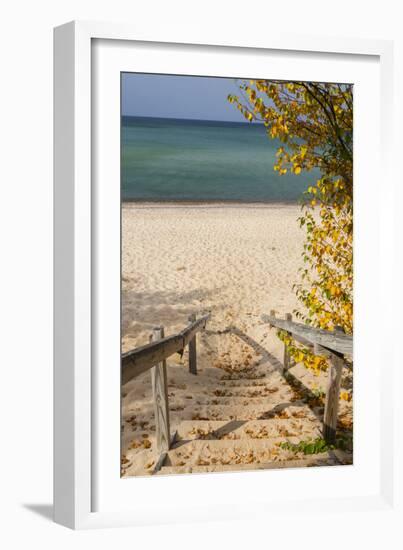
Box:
154, 369, 351, 475
121, 312, 353, 477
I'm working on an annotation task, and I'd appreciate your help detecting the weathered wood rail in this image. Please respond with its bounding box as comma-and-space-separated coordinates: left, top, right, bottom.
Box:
122, 312, 211, 471
262, 311, 353, 444
122, 313, 211, 385
262, 312, 353, 356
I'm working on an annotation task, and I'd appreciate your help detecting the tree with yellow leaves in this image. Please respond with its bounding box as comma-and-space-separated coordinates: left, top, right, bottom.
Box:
228, 80, 353, 373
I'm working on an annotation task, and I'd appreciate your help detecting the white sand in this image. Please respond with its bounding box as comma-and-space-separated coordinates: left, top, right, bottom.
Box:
122, 203, 304, 351
121, 204, 353, 476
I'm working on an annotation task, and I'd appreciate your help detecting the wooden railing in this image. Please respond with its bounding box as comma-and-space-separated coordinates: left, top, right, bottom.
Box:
262, 311, 353, 444
122, 312, 211, 470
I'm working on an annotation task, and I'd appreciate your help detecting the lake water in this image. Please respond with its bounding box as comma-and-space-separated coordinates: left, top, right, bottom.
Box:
121, 116, 316, 202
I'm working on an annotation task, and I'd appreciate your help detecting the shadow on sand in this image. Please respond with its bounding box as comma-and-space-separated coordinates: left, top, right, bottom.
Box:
204, 324, 284, 374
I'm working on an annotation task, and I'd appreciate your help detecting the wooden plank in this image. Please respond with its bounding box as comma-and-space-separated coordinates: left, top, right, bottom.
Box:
283, 313, 292, 371
262, 314, 352, 355
122, 333, 184, 385
152, 451, 168, 475
323, 347, 344, 444
268, 311, 312, 348
268, 309, 276, 328
188, 314, 197, 375
294, 334, 314, 348
152, 431, 178, 475
158, 450, 352, 474
181, 313, 210, 347
151, 327, 171, 455
122, 313, 211, 385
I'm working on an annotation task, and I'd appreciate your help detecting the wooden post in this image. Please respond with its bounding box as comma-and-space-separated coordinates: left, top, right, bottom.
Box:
323, 327, 345, 444
151, 326, 171, 454
188, 313, 197, 375
283, 313, 292, 371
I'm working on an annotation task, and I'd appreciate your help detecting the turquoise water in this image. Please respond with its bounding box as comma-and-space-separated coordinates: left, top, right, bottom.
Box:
121, 116, 316, 202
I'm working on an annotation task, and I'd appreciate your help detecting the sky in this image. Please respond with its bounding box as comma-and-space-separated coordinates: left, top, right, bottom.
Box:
121, 73, 248, 122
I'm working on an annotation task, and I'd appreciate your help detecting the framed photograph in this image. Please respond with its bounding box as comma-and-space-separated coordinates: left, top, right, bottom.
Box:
54, 21, 396, 529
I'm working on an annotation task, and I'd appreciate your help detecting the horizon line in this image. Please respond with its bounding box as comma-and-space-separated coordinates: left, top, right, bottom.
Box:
121, 114, 265, 125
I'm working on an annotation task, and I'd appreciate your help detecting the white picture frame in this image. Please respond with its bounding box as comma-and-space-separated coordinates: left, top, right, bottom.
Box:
54, 20, 398, 530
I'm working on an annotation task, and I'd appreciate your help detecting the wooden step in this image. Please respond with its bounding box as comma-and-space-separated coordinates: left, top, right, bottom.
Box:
217, 376, 283, 387
169, 394, 290, 408
215, 378, 282, 388
157, 450, 352, 475
167, 383, 287, 399
163, 436, 328, 468
174, 418, 321, 441
205, 386, 283, 398
168, 402, 315, 422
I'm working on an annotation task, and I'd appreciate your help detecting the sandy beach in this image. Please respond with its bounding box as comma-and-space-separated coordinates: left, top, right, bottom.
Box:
121, 203, 353, 476
122, 203, 304, 351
